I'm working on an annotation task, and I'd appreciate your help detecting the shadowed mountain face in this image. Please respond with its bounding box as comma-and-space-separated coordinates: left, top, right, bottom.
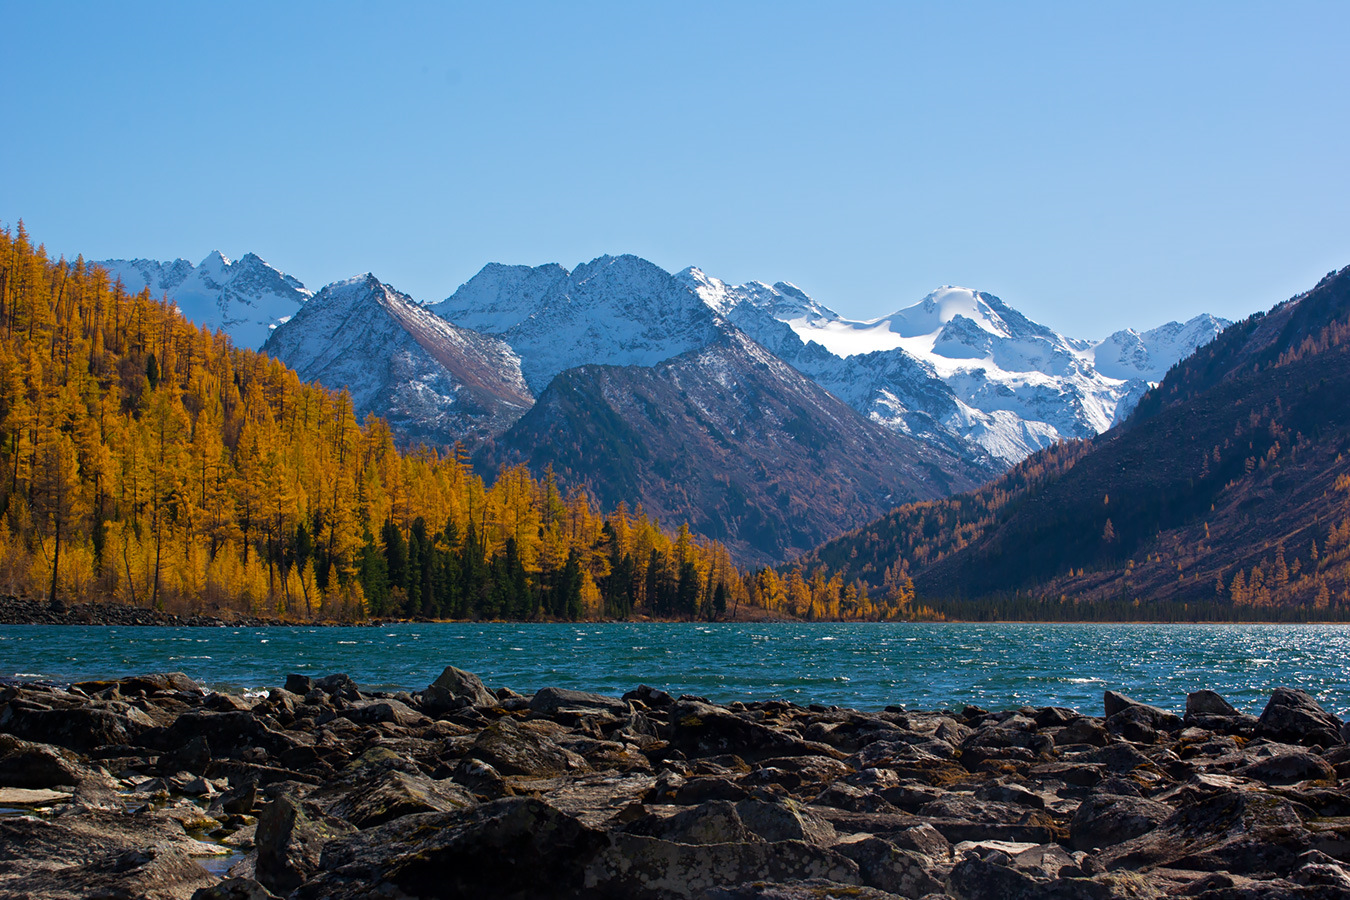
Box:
478, 330, 997, 567
802, 265, 1350, 614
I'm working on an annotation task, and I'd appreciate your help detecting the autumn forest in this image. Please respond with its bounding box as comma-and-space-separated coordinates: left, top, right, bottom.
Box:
0, 223, 911, 623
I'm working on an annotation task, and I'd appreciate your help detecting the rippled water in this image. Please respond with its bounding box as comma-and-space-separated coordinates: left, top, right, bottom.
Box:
2, 622, 1347, 716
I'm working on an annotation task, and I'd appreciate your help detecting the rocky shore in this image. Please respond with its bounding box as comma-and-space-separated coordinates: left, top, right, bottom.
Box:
0, 595, 344, 628
2, 670, 1349, 900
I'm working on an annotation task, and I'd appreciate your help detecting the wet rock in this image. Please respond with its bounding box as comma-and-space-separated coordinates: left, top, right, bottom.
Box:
1070, 793, 1174, 850
255, 794, 357, 895
312, 673, 360, 700
1254, 688, 1345, 748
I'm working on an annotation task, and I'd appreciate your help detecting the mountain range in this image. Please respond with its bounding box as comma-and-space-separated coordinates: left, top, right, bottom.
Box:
803, 265, 1350, 615
96, 250, 1227, 565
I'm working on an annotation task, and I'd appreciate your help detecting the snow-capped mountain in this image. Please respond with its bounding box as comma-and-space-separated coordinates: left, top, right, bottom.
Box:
484, 329, 992, 566
263, 275, 533, 446
432, 255, 726, 392
679, 270, 1229, 465
96, 252, 311, 350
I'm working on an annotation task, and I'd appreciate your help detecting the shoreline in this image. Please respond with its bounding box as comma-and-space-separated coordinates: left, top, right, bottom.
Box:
3, 595, 1349, 628
2, 667, 1348, 898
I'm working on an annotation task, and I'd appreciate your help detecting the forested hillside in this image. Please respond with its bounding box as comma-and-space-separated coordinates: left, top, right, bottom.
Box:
805, 266, 1350, 620
0, 223, 910, 623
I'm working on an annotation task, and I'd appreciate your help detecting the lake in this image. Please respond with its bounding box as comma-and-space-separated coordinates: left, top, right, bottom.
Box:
2, 622, 1347, 716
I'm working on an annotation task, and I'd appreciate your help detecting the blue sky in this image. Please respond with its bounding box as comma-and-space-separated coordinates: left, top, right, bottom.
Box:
2, 2, 1348, 336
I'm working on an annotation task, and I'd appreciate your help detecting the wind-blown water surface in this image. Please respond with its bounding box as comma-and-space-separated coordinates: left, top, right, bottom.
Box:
2, 622, 1346, 716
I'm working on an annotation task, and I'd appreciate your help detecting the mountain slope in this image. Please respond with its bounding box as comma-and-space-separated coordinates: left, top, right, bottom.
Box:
479, 329, 996, 567
803, 265, 1350, 615
435, 255, 725, 392
263, 275, 532, 446
96, 251, 311, 349
681, 269, 1228, 466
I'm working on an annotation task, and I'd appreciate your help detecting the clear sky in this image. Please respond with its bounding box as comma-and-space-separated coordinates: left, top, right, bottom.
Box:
2, 2, 1348, 337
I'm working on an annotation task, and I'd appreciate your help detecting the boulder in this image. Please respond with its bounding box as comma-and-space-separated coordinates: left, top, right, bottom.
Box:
735, 796, 838, 846
323, 769, 476, 828
337, 698, 428, 728
1103, 691, 1182, 737
0, 703, 154, 752
295, 797, 605, 900
1254, 688, 1345, 747
667, 700, 840, 762
1096, 789, 1314, 875
1070, 793, 1174, 850
1187, 689, 1239, 718
629, 799, 763, 845
255, 794, 357, 895
530, 686, 630, 718
834, 836, 943, 898
191, 877, 282, 900
1239, 751, 1337, 785
469, 717, 588, 777
422, 665, 498, 712
584, 833, 862, 899
0, 735, 88, 788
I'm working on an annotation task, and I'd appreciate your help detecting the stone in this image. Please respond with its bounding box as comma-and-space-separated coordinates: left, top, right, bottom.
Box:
1254, 688, 1345, 748
191, 877, 282, 900
255, 794, 357, 895
584, 833, 862, 899
1187, 689, 1239, 718
0, 734, 88, 787
1096, 789, 1313, 875
667, 700, 841, 762
1070, 793, 1174, 850
337, 698, 428, 727
835, 836, 943, 898
530, 686, 631, 718
469, 717, 588, 777
631, 799, 763, 845
0, 703, 154, 752
323, 768, 476, 828
296, 797, 606, 899
1239, 752, 1337, 785
735, 796, 838, 846
422, 665, 498, 712
284, 674, 314, 695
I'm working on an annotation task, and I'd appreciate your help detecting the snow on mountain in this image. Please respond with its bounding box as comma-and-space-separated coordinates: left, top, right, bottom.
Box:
1090, 314, 1230, 382
677, 271, 1229, 466
430, 262, 570, 334
263, 274, 532, 446
437, 255, 727, 392
96, 252, 312, 350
